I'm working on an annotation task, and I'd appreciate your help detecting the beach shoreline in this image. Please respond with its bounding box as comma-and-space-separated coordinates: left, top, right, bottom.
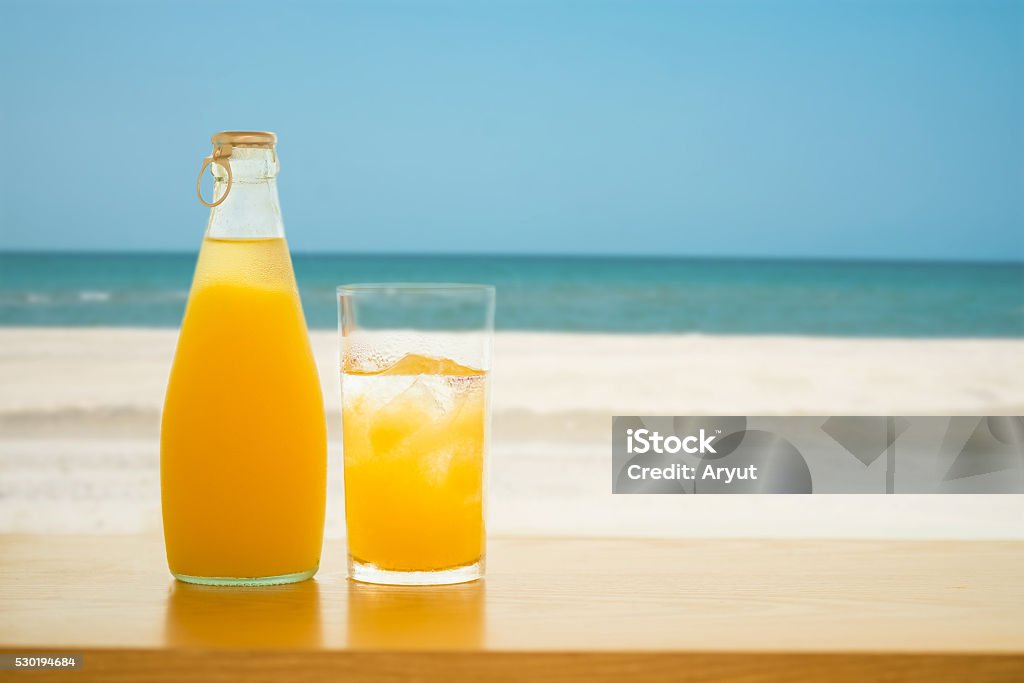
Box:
2, 327, 1023, 418
1, 328, 1022, 539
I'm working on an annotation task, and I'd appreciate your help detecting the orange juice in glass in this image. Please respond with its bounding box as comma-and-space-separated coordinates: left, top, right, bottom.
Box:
338, 285, 494, 585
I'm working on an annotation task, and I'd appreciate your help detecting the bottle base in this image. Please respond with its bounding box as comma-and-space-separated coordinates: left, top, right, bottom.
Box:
172, 566, 318, 587
348, 556, 483, 586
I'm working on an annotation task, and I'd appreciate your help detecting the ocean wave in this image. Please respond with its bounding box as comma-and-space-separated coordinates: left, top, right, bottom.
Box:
78, 290, 112, 302
0, 289, 190, 306
0, 292, 55, 305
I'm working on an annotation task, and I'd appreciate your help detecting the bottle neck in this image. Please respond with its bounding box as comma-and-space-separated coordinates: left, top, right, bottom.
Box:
206, 147, 284, 240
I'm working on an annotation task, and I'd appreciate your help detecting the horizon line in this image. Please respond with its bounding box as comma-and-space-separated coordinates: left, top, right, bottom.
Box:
1, 249, 1023, 268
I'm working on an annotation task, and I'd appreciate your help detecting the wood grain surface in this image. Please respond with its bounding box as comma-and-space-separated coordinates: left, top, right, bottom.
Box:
1, 535, 1023, 681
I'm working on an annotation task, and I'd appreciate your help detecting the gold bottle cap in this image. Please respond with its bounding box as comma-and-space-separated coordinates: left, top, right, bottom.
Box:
211, 131, 277, 148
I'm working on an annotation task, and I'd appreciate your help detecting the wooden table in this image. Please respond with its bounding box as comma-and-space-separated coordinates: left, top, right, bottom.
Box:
1, 535, 1023, 681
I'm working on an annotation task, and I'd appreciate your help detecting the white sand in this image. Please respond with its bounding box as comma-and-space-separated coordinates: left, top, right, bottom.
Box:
3, 329, 1023, 416
1, 328, 1022, 539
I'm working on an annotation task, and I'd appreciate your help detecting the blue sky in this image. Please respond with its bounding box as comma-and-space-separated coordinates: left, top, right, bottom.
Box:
1, 0, 1021, 260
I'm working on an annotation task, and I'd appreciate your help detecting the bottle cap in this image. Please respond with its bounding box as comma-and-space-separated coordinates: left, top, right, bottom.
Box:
211, 131, 277, 148
196, 131, 277, 208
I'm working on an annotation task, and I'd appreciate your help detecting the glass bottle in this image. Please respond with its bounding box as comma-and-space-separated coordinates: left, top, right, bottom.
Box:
161, 131, 326, 585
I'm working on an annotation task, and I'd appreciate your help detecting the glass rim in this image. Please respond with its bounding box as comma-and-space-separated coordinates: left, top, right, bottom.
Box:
336, 282, 495, 295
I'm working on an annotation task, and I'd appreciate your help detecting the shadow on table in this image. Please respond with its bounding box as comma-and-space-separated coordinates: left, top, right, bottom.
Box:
164, 580, 323, 648
346, 580, 485, 649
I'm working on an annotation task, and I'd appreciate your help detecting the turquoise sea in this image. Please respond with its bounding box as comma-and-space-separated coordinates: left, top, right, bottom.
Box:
0, 253, 1021, 336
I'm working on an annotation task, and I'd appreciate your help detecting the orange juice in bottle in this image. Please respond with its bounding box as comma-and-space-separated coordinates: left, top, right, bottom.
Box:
161, 132, 326, 585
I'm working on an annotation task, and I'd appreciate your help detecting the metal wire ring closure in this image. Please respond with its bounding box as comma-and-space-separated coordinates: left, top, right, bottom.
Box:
196, 154, 233, 208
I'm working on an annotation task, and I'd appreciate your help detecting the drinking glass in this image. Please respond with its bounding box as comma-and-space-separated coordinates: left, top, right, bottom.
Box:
338, 284, 494, 585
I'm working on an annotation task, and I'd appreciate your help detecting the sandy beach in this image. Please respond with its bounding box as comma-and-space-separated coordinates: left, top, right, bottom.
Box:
1, 328, 1023, 539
